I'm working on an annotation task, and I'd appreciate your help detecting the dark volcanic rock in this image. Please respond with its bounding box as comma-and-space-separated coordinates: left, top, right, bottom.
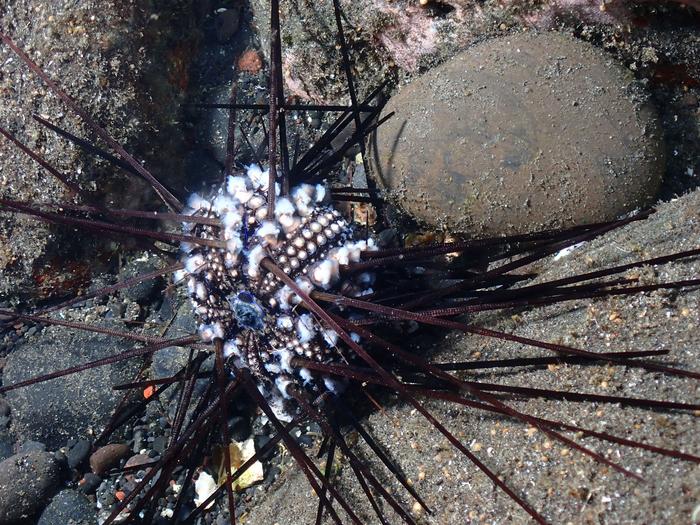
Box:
3, 325, 142, 449
67, 439, 92, 470
37, 488, 97, 525
370, 31, 665, 237
0, 450, 64, 524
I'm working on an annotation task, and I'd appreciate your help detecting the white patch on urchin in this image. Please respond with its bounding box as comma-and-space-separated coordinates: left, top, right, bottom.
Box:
296, 314, 316, 343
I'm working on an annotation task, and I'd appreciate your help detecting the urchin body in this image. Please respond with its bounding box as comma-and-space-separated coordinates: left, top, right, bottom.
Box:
177, 164, 376, 418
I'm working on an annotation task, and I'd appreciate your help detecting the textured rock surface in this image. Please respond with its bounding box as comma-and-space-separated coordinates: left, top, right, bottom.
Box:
242, 181, 700, 525
370, 31, 665, 236
0, 0, 195, 304
37, 488, 96, 525
3, 325, 141, 449
0, 450, 64, 524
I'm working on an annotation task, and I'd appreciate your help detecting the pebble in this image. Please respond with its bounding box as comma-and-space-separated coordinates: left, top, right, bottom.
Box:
90, 443, 131, 475
123, 453, 152, 482
0, 399, 10, 417
19, 440, 47, 453
370, 32, 664, 237
37, 489, 97, 525
79, 473, 102, 495
67, 439, 92, 470
0, 431, 13, 462
215, 7, 242, 43
0, 451, 64, 524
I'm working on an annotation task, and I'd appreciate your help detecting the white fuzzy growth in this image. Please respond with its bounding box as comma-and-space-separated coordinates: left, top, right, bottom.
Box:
268, 395, 293, 423
255, 221, 281, 245
296, 314, 316, 343
291, 184, 315, 215
294, 276, 315, 299
224, 251, 238, 269
198, 322, 224, 342
254, 207, 268, 222
264, 363, 281, 375
246, 164, 270, 190
226, 236, 243, 255
273, 349, 294, 374
299, 368, 313, 386
276, 315, 294, 330
350, 332, 361, 343
246, 245, 267, 278
185, 254, 207, 274
274, 197, 296, 217
195, 282, 207, 301
187, 277, 196, 295
247, 194, 266, 210
275, 376, 293, 399
213, 195, 237, 215
345, 242, 363, 263
223, 340, 240, 359
278, 214, 300, 234
275, 286, 294, 311
309, 259, 340, 289
223, 210, 243, 229
323, 377, 346, 395
315, 184, 327, 203
321, 328, 339, 347
179, 241, 195, 254
227, 176, 253, 203
187, 193, 210, 212
328, 247, 350, 265
172, 269, 186, 284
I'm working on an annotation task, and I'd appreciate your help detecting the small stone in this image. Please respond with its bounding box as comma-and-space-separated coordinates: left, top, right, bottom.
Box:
79, 473, 102, 495
19, 440, 47, 453
37, 488, 96, 525
67, 439, 92, 470
370, 32, 664, 237
0, 451, 64, 524
90, 443, 131, 475
123, 453, 153, 483
152, 435, 167, 454
215, 7, 242, 43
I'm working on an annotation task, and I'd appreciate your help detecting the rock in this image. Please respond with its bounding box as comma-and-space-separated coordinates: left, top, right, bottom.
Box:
67, 439, 92, 470
37, 489, 96, 525
0, 1, 195, 304
0, 431, 13, 462
0, 399, 10, 417
123, 453, 153, 483
215, 7, 242, 43
369, 32, 665, 237
19, 440, 46, 453
118, 255, 165, 305
0, 450, 64, 524
3, 326, 142, 450
89, 444, 131, 475
78, 473, 102, 495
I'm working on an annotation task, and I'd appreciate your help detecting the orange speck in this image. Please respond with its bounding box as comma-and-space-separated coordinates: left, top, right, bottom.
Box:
237, 49, 263, 75
115, 490, 126, 502
143, 386, 154, 399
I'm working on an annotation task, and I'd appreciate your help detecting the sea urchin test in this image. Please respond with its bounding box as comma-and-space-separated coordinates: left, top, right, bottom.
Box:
175, 164, 376, 419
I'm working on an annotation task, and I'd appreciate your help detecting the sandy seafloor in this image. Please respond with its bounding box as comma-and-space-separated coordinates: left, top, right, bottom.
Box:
0, 1, 699, 524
